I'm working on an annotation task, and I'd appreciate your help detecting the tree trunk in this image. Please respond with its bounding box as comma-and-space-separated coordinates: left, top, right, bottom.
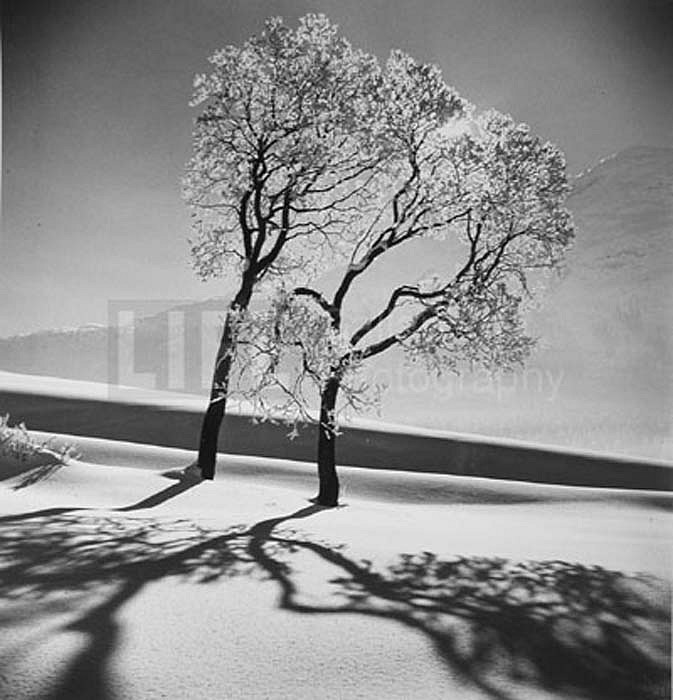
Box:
315, 375, 340, 506
197, 281, 253, 479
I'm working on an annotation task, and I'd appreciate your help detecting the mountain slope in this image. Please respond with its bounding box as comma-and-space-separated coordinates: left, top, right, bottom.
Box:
531, 146, 672, 392
1, 147, 671, 458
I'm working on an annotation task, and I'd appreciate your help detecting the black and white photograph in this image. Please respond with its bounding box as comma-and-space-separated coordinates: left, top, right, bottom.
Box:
1, 1, 671, 698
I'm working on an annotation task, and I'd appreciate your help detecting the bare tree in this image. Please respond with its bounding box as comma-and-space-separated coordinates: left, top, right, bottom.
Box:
183, 15, 387, 478
235, 94, 574, 505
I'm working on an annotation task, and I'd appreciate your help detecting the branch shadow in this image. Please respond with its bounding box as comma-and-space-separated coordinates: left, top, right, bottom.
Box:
0, 451, 65, 486
0, 504, 669, 700
11, 463, 64, 490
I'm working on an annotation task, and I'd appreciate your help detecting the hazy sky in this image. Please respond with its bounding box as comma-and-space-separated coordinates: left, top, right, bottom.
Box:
2, 0, 672, 336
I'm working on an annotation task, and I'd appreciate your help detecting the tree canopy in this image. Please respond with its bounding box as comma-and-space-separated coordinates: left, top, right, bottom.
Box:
184, 14, 386, 288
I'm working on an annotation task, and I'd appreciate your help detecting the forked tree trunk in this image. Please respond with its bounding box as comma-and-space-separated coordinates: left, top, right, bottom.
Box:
316, 375, 340, 506
197, 281, 253, 479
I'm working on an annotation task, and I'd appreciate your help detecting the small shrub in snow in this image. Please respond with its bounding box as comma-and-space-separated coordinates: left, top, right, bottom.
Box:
0, 414, 79, 464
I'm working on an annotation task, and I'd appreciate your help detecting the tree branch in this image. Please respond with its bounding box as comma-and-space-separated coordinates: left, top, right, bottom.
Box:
293, 286, 338, 325
358, 306, 436, 361
238, 191, 253, 258
256, 189, 293, 274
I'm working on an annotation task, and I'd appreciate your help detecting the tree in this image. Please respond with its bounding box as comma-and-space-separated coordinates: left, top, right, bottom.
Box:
183, 15, 387, 478
235, 91, 574, 505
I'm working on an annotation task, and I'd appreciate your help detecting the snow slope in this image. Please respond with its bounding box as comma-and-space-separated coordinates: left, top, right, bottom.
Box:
0, 435, 670, 700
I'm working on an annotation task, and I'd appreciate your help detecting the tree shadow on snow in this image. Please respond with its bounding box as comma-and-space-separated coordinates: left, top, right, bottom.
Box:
0, 503, 669, 700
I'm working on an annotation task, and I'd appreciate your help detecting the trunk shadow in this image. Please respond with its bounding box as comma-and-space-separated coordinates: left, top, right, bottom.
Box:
116, 475, 201, 512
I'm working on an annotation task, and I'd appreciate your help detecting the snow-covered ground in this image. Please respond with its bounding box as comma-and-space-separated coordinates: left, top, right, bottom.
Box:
1, 433, 670, 700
